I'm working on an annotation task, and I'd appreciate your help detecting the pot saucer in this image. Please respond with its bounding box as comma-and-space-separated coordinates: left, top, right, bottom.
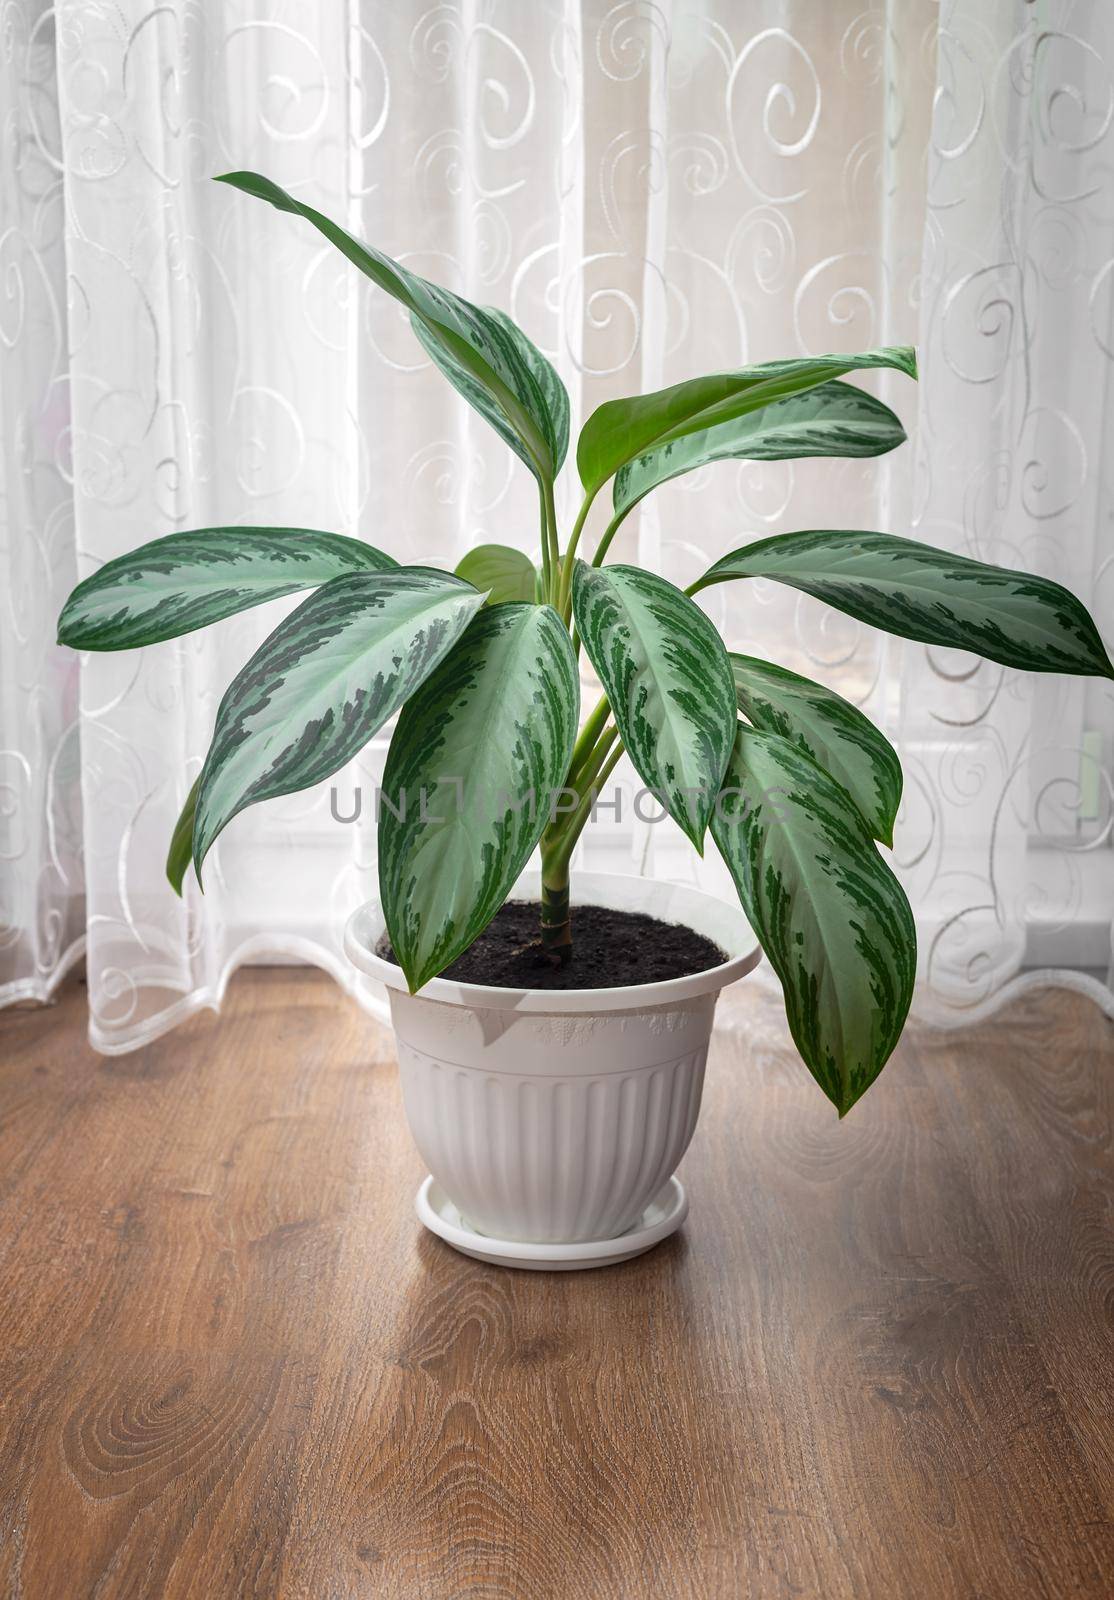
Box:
415, 1175, 688, 1271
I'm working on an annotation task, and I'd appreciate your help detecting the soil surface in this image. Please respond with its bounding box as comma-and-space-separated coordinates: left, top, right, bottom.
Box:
375, 900, 726, 990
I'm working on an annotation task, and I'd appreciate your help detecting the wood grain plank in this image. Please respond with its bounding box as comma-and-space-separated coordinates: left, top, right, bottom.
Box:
0, 1346, 311, 1598
908, 991, 1114, 1504
0, 969, 1112, 1598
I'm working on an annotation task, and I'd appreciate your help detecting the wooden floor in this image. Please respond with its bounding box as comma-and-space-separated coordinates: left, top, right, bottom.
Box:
0, 972, 1111, 1599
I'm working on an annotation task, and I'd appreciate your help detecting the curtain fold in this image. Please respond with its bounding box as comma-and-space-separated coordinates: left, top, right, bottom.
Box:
2, 1, 1111, 1050
1, 3, 85, 1002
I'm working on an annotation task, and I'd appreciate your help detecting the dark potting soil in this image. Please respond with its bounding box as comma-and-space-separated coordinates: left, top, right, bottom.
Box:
375, 900, 726, 990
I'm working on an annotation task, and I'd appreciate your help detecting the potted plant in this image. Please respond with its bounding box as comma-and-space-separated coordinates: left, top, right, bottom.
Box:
58, 173, 1113, 1269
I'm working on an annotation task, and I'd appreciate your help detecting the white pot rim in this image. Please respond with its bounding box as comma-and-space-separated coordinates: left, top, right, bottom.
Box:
344, 869, 761, 1014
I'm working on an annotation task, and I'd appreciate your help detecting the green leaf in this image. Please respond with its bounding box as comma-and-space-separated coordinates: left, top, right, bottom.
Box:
454, 543, 538, 605
166, 776, 200, 894
612, 380, 906, 518
216, 172, 568, 481
379, 603, 579, 991
711, 725, 916, 1116
193, 568, 484, 879
730, 654, 902, 847
57, 528, 397, 651
577, 346, 916, 495
412, 308, 569, 478
696, 530, 1114, 679
572, 562, 736, 849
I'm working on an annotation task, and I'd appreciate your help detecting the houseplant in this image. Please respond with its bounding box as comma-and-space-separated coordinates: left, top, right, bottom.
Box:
58, 174, 1112, 1264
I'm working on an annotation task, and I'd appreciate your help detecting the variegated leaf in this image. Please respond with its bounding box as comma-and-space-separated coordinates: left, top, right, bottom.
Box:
485, 308, 569, 475
217, 172, 568, 480
698, 530, 1114, 679
572, 562, 735, 849
379, 604, 579, 991
577, 346, 916, 494
454, 543, 538, 605
730, 654, 902, 846
166, 776, 199, 894
711, 725, 916, 1116
613, 381, 905, 518
57, 528, 396, 650
193, 568, 483, 878
413, 308, 570, 477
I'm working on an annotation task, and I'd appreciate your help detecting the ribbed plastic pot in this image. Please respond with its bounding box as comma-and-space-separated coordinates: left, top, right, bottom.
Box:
344, 871, 760, 1246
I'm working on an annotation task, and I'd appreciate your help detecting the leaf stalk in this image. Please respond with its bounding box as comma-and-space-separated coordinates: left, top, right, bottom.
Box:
557, 486, 599, 618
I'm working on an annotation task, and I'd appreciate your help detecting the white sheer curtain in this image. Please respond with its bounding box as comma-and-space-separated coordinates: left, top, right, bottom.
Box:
902, 0, 1114, 1020
2, 0, 1111, 1051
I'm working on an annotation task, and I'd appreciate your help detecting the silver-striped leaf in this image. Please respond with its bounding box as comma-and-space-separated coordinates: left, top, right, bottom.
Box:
577, 346, 916, 494
698, 530, 1114, 679
711, 725, 916, 1116
379, 603, 579, 991
412, 308, 570, 478
730, 654, 902, 847
454, 543, 538, 605
193, 568, 484, 879
612, 380, 905, 518
485, 308, 569, 476
217, 172, 568, 481
572, 562, 736, 850
57, 528, 396, 650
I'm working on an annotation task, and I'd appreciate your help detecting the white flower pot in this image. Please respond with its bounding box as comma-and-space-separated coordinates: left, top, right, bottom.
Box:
344, 871, 760, 1255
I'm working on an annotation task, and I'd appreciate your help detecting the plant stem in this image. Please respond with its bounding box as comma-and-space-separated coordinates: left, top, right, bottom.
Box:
565, 694, 611, 783
571, 724, 618, 800
542, 477, 561, 605
539, 859, 572, 964
545, 715, 621, 862
557, 486, 599, 619
538, 704, 620, 962
590, 505, 630, 568
537, 485, 552, 597
546, 740, 625, 873
537, 484, 621, 961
